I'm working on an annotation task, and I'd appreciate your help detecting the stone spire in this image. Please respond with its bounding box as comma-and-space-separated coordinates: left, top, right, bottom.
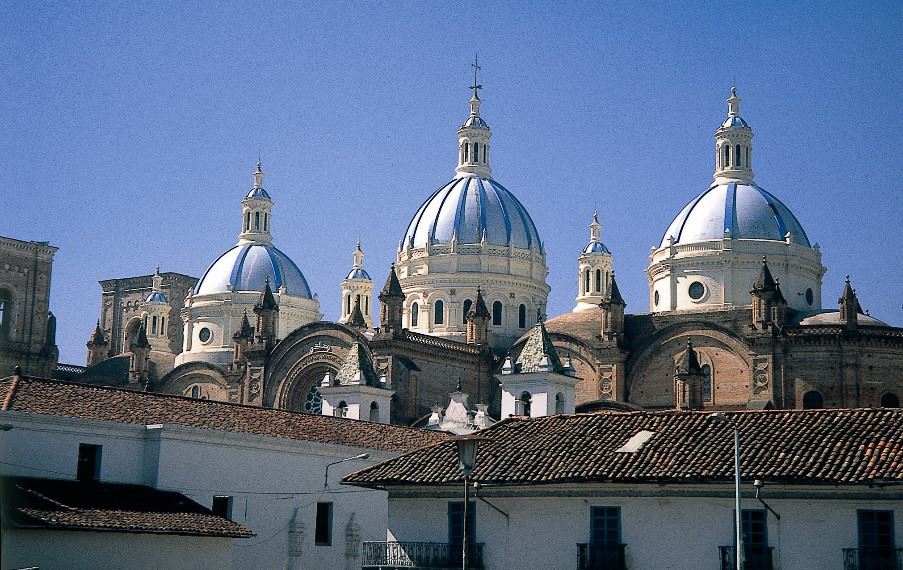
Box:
714, 87, 754, 183
751, 257, 787, 330
466, 287, 491, 346
348, 297, 367, 330
600, 272, 626, 343
674, 339, 704, 410
239, 161, 274, 244
515, 321, 564, 374
254, 277, 279, 346
377, 264, 405, 336
455, 55, 492, 178
839, 275, 861, 329
86, 320, 109, 366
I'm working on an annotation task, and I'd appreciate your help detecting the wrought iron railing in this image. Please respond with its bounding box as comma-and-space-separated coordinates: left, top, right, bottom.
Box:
718, 546, 775, 570
576, 543, 627, 570
842, 548, 903, 570
362, 541, 485, 569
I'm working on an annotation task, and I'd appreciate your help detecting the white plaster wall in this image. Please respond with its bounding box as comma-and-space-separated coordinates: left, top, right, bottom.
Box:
0, 412, 391, 570
1, 529, 231, 570
386, 485, 903, 570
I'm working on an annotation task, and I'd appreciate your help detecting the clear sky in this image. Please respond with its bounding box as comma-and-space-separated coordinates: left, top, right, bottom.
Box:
3, 1, 901, 365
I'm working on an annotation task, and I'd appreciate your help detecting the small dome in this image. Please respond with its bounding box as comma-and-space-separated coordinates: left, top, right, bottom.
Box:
246, 187, 271, 199
195, 243, 312, 298
404, 176, 543, 251
145, 291, 168, 303
721, 115, 749, 128
461, 116, 489, 129
583, 241, 610, 254
661, 182, 811, 247
346, 268, 371, 280
797, 310, 888, 327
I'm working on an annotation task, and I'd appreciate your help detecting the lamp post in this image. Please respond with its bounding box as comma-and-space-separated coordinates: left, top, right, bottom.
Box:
453, 434, 489, 570
323, 452, 369, 489
710, 413, 744, 570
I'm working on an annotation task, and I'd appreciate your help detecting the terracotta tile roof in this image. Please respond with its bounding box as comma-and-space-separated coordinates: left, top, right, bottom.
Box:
344, 408, 903, 488
2, 476, 254, 537
0, 377, 447, 454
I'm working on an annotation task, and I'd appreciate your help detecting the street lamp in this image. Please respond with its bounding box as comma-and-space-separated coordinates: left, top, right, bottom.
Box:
323, 453, 369, 489
452, 434, 490, 570
710, 413, 744, 570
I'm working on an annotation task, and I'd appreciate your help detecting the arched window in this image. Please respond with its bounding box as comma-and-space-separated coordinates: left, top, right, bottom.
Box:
584, 270, 590, 294
736, 144, 742, 167
151, 316, 158, 335
723, 145, 730, 167
595, 269, 602, 293
0, 288, 12, 340
160, 317, 165, 336
518, 304, 526, 329
492, 301, 503, 326
369, 401, 380, 422
483, 145, 487, 163
434, 300, 444, 325
701, 364, 712, 402
355, 294, 361, 311
346, 295, 351, 315
190, 385, 201, 399
746, 147, 750, 167
462, 299, 473, 324
463, 143, 469, 163
254, 211, 260, 230
881, 392, 900, 408
244, 212, 250, 231
473, 142, 479, 163
264, 213, 269, 232
605, 271, 610, 294
802, 390, 823, 409
555, 392, 565, 414
364, 296, 368, 315
516, 391, 532, 417
335, 401, 348, 418
411, 303, 419, 327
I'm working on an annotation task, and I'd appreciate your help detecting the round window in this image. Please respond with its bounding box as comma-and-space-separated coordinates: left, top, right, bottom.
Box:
688, 281, 705, 300
198, 327, 212, 343
654, 290, 660, 307
805, 288, 814, 306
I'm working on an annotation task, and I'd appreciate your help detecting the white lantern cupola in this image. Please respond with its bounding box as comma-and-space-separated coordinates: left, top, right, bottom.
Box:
139, 266, 172, 351
714, 87, 754, 183
340, 240, 374, 329
455, 57, 492, 178
240, 161, 274, 244
574, 211, 613, 312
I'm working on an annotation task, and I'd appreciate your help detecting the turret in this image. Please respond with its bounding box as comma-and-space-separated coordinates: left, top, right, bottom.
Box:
253, 277, 279, 348
232, 311, 254, 366
839, 275, 861, 330
600, 272, 626, 343
674, 339, 704, 410
750, 257, 787, 330
575, 211, 613, 311
377, 264, 405, 337
466, 287, 491, 346
129, 323, 152, 383
86, 320, 109, 366
340, 241, 373, 328
714, 87, 754, 183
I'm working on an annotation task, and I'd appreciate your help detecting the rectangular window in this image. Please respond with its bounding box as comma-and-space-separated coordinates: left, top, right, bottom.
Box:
448, 501, 476, 548
77, 443, 102, 482
590, 506, 621, 545
859, 510, 896, 551
315, 502, 333, 545
212, 496, 233, 520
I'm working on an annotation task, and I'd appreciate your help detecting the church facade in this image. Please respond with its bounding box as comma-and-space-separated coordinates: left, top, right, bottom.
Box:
75, 81, 902, 425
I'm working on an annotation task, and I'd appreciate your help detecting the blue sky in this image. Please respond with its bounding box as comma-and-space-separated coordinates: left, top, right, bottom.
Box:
3, 1, 901, 364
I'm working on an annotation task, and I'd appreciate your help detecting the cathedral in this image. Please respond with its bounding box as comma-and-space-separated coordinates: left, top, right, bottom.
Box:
72, 80, 903, 427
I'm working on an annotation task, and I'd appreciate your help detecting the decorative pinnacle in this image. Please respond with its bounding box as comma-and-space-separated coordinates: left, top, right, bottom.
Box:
253, 161, 264, 189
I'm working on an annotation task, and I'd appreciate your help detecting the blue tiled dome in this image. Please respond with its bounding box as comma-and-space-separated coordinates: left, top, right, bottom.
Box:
346, 268, 371, 280
721, 115, 749, 128
145, 291, 168, 303
195, 243, 312, 298
661, 182, 811, 248
583, 241, 610, 254
246, 187, 271, 199
404, 176, 543, 251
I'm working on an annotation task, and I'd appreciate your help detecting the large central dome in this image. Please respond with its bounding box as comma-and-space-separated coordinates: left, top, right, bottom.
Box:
403, 176, 543, 251
394, 72, 550, 351
195, 243, 313, 298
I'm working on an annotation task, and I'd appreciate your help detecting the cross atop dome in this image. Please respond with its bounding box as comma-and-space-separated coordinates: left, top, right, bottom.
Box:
456, 58, 492, 177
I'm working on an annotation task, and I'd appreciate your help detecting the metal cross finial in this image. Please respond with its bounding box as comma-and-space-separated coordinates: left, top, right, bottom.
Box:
471, 54, 482, 96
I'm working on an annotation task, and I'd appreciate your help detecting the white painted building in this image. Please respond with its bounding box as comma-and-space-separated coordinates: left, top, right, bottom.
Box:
347, 408, 903, 570
0, 374, 445, 570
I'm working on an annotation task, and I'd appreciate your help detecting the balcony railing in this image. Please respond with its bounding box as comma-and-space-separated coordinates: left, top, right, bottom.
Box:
718, 546, 775, 570
576, 543, 627, 570
362, 541, 485, 570
843, 548, 903, 570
